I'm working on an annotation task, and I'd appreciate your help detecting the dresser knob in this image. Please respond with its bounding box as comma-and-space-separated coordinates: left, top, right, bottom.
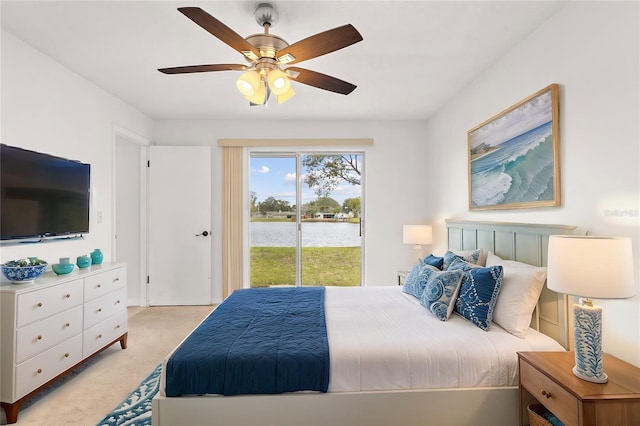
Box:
97, 284, 101, 288
116, 324, 121, 329
64, 353, 69, 358
116, 300, 121, 304
65, 294, 70, 298
541, 389, 552, 399
97, 334, 103, 339
37, 302, 43, 307
65, 322, 70, 327
36, 368, 42, 374
114, 278, 120, 282
97, 308, 102, 313
37, 335, 42, 340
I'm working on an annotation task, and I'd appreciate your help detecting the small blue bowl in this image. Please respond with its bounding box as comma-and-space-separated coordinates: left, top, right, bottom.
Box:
1, 263, 48, 283
52, 263, 75, 275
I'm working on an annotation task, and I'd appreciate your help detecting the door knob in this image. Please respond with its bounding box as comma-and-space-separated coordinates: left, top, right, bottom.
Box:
196, 231, 209, 237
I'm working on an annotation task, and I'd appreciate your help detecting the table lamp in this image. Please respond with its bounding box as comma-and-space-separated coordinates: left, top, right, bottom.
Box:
403, 225, 433, 263
547, 235, 635, 383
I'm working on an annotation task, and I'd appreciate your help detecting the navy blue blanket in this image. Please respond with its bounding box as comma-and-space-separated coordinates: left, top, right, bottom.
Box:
165, 287, 330, 396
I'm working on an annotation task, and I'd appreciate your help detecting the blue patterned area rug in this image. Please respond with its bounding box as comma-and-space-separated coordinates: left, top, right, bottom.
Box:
97, 364, 161, 426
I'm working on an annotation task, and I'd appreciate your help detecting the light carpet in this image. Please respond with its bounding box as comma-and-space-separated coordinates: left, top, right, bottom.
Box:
1, 306, 213, 426
96, 364, 161, 426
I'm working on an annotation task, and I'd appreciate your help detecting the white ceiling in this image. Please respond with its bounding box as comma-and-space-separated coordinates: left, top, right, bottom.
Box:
1, 1, 567, 121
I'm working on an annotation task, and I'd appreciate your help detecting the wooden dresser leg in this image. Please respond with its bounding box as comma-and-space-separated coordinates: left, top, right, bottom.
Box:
119, 332, 128, 349
1, 401, 20, 424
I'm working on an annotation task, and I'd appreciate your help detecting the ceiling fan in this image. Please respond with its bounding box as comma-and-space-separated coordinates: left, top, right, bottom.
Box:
158, 3, 363, 105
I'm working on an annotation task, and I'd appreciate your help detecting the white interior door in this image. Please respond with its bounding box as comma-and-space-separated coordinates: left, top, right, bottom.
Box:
148, 146, 212, 305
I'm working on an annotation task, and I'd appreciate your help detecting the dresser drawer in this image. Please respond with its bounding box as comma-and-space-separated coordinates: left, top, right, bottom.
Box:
15, 333, 83, 399
520, 359, 579, 425
83, 309, 127, 356
15, 305, 83, 363
16, 280, 83, 327
84, 267, 126, 302
83, 286, 127, 329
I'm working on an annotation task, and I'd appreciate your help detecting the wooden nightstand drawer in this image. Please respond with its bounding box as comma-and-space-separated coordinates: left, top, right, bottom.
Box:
520, 359, 579, 425
519, 351, 640, 426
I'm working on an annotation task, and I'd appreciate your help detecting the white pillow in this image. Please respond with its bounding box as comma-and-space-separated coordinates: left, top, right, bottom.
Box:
485, 252, 547, 338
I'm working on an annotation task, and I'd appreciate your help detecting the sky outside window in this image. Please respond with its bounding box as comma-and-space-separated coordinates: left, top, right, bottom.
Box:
250, 156, 361, 206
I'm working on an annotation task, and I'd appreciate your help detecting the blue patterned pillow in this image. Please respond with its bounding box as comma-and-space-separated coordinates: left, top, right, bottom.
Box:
423, 254, 444, 270
402, 262, 424, 298
443, 249, 481, 270
448, 258, 503, 331
402, 263, 439, 298
419, 269, 464, 321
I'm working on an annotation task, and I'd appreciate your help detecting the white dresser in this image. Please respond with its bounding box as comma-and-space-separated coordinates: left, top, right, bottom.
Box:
0, 262, 128, 424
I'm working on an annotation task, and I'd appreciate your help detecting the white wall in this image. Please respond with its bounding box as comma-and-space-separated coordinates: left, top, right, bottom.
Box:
0, 30, 153, 272
153, 119, 430, 301
423, 1, 640, 366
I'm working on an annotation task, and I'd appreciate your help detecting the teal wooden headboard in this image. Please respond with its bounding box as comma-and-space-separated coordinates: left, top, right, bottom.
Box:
446, 220, 576, 349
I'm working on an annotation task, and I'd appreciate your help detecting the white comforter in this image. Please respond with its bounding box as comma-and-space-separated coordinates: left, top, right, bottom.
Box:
325, 286, 564, 392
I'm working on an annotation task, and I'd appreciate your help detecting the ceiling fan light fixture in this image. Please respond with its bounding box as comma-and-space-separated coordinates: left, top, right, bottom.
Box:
245, 80, 267, 105
276, 86, 295, 104
236, 70, 261, 96
267, 69, 291, 96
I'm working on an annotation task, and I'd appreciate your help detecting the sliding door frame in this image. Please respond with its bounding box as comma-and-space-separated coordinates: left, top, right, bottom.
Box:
247, 148, 366, 288
218, 139, 372, 296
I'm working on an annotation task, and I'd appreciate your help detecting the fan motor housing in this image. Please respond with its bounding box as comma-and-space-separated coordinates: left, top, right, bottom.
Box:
245, 33, 288, 59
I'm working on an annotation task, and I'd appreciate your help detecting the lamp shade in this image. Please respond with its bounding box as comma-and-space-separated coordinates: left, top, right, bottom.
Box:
267, 69, 291, 96
276, 86, 295, 104
244, 80, 267, 105
236, 71, 262, 97
402, 225, 433, 245
547, 235, 635, 299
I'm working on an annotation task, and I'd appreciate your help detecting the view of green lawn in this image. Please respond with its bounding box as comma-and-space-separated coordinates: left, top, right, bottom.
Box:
250, 246, 361, 287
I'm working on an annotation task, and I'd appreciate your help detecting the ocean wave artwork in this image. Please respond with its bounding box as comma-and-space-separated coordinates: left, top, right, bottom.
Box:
470, 121, 555, 207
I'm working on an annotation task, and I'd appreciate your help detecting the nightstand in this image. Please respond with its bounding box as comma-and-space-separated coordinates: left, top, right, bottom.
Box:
518, 351, 640, 426
397, 270, 409, 286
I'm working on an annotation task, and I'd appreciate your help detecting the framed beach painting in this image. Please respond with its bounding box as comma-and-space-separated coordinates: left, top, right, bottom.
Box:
468, 83, 560, 210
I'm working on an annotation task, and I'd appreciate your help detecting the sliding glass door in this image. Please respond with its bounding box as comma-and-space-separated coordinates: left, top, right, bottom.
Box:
250, 153, 362, 287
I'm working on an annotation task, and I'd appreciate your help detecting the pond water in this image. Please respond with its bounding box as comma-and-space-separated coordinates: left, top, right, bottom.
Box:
250, 221, 361, 247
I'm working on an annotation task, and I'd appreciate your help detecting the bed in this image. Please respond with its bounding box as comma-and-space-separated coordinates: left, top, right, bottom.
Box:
152, 220, 576, 426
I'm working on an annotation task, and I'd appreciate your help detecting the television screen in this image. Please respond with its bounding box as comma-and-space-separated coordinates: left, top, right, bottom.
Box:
1, 144, 90, 240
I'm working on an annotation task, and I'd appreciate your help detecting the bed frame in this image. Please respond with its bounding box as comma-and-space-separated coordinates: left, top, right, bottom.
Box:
152, 220, 576, 426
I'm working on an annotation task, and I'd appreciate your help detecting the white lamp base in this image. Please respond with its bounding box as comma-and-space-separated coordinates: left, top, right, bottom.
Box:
411, 245, 424, 264
572, 365, 608, 383
572, 300, 608, 383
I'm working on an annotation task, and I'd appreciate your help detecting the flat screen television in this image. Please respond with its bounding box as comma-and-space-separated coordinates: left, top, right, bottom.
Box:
1, 144, 91, 241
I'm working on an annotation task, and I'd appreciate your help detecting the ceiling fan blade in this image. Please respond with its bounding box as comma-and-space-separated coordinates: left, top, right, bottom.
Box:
158, 64, 247, 74
178, 7, 261, 60
277, 24, 363, 65
287, 67, 357, 95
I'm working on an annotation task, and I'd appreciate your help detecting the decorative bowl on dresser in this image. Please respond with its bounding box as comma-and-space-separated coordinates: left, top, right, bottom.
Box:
0, 262, 128, 424
1, 259, 48, 283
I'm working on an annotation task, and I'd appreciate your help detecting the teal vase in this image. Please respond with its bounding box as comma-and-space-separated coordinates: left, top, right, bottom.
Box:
90, 249, 103, 265
76, 255, 91, 269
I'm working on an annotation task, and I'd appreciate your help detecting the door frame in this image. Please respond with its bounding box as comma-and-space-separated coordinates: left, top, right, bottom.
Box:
112, 124, 150, 307
246, 148, 366, 288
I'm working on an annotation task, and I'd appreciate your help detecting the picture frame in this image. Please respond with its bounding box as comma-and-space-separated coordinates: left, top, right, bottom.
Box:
468, 83, 560, 210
